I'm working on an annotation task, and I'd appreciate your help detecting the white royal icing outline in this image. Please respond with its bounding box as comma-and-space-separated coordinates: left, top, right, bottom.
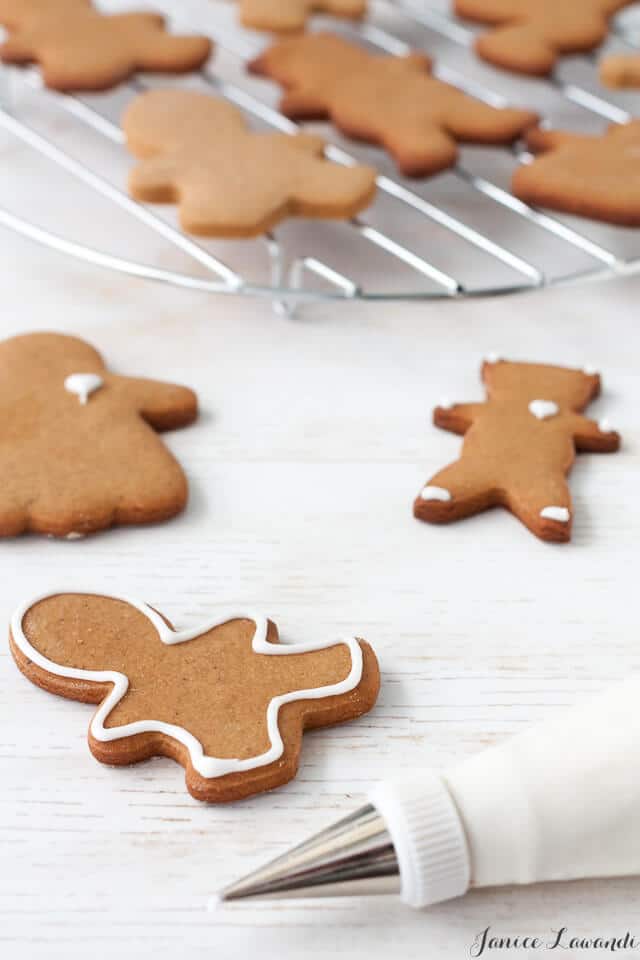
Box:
420, 486, 452, 502
64, 373, 104, 405
528, 399, 559, 421
599, 418, 614, 434
540, 506, 570, 523
11, 591, 363, 780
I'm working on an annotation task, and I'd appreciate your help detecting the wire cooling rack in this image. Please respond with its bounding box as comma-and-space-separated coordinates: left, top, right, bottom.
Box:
0, 0, 639, 315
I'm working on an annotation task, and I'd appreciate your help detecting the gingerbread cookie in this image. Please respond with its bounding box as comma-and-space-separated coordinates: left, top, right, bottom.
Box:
248, 33, 538, 177
414, 358, 620, 542
0, 0, 211, 92
600, 53, 640, 88
0, 333, 197, 538
239, 0, 366, 33
10, 592, 380, 802
454, 0, 633, 76
123, 88, 376, 237
512, 122, 640, 226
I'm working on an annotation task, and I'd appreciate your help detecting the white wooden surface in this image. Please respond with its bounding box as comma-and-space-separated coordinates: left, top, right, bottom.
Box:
1, 196, 640, 954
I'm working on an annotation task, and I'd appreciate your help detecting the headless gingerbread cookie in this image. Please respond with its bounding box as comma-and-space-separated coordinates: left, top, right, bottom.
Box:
455, 0, 633, 76
414, 359, 620, 542
123, 88, 376, 237
512, 122, 640, 226
239, 0, 366, 33
10, 592, 380, 802
0, 0, 211, 91
0, 333, 197, 537
249, 33, 537, 177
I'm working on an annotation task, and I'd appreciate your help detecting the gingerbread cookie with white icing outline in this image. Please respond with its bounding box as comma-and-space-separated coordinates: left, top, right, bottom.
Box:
454, 0, 634, 76
9, 592, 380, 802
0, 332, 197, 538
239, 0, 366, 33
512, 122, 640, 227
0, 0, 211, 92
414, 358, 620, 543
248, 32, 538, 177
123, 88, 376, 237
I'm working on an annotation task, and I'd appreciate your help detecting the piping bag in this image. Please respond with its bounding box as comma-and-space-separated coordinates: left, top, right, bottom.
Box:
219, 676, 640, 907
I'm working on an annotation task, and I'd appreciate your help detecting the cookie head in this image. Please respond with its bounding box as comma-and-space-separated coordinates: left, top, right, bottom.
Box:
482, 359, 600, 411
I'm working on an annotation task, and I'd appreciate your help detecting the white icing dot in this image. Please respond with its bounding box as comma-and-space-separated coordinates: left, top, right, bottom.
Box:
420, 486, 452, 502
540, 506, 570, 523
65, 532, 85, 541
64, 372, 104, 405
599, 418, 614, 434
438, 397, 453, 410
583, 365, 598, 376
528, 399, 559, 421
485, 352, 501, 364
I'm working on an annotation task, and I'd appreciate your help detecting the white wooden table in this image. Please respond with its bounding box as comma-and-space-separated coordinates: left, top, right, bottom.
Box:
1, 194, 639, 955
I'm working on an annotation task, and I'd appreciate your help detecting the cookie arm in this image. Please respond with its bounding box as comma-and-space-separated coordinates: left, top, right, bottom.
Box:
600, 53, 640, 89
444, 94, 538, 144
525, 128, 595, 154
128, 155, 180, 204
114, 376, 198, 431
0, 32, 37, 66
433, 403, 484, 436
571, 414, 620, 453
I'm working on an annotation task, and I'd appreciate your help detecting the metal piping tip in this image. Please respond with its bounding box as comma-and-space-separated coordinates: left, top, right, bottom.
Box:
217, 803, 400, 904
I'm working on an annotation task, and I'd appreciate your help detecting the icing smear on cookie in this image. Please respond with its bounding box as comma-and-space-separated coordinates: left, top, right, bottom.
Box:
64, 373, 104, 405
528, 399, 559, 421
540, 506, 570, 523
10, 591, 364, 780
420, 486, 451, 502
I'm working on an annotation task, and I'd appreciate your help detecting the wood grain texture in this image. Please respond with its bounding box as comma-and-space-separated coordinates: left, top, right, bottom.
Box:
1, 130, 639, 960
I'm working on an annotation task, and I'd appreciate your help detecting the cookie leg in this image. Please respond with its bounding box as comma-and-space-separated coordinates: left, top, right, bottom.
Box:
506, 479, 572, 543
474, 24, 556, 75
413, 461, 496, 525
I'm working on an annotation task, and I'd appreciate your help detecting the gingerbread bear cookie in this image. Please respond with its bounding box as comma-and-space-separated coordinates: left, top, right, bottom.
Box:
454, 0, 634, 76
512, 122, 640, 226
248, 33, 537, 177
123, 88, 376, 237
239, 0, 366, 33
10, 592, 380, 802
414, 358, 620, 542
0, 0, 211, 92
0, 332, 197, 538
600, 53, 640, 88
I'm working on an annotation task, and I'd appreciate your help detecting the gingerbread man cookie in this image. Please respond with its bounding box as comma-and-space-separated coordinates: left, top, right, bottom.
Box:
512, 122, 640, 226
248, 33, 538, 177
123, 88, 376, 237
0, 0, 211, 92
414, 359, 620, 542
0, 333, 197, 538
454, 0, 634, 76
239, 0, 366, 33
10, 592, 380, 802
600, 53, 640, 88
